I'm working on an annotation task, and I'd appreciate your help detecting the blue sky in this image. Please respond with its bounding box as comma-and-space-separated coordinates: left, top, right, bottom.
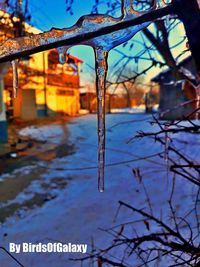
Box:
28, 0, 104, 84
28, 0, 155, 83
28, 0, 133, 84
27, 0, 188, 86
29, 0, 94, 31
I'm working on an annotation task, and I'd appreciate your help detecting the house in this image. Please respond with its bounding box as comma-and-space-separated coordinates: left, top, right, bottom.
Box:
151, 57, 198, 120
80, 91, 131, 113
0, 10, 83, 143
4, 50, 83, 120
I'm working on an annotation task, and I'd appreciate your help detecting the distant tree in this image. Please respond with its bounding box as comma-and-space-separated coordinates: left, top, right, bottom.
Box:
0, 0, 31, 39
65, 0, 190, 82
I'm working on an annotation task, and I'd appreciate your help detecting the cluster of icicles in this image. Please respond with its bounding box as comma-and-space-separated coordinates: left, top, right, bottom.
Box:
10, 0, 170, 192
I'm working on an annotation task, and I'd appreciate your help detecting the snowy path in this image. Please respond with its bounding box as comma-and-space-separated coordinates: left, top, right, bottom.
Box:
0, 114, 199, 267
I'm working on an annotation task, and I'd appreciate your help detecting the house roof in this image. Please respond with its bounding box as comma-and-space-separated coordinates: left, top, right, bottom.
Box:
67, 54, 84, 64
151, 56, 194, 82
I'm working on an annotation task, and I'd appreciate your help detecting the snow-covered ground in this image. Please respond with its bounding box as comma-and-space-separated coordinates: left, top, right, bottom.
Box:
0, 114, 199, 266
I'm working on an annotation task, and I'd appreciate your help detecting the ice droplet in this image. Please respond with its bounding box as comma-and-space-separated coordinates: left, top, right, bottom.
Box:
94, 47, 108, 193
11, 60, 19, 98
57, 46, 69, 65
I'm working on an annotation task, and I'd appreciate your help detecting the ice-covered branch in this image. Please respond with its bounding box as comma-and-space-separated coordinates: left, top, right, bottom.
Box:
0, 5, 173, 63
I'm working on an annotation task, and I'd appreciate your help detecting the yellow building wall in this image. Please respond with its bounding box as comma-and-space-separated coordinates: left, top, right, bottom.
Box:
1, 11, 81, 119
21, 50, 80, 117
45, 85, 80, 116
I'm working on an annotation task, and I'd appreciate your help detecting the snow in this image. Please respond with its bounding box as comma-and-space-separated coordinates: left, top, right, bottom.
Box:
19, 124, 67, 144
0, 114, 199, 266
111, 107, 145, 113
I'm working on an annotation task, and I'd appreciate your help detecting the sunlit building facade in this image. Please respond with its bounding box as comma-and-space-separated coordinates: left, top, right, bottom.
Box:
0, 10, 83, 142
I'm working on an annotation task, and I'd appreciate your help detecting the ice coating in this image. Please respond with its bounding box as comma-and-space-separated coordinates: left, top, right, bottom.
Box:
0, 0, 170, 191
0, 0, 160, 62
94, 47, 108, 192
11, 60, 19, 98
57, 46, 69, 65
82, 0, 150, 50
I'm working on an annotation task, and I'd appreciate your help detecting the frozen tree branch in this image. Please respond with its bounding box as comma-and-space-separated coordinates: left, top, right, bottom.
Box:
0, 5, 173, 63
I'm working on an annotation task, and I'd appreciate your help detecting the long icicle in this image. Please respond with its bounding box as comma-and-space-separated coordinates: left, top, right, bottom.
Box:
164, 124, 170, 161
11, 60, 19, 98
94, 47, 108, 192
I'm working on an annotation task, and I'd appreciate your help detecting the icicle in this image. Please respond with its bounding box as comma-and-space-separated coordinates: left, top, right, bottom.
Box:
195, 85, 200, 120
94, 47, 108, 192
57, 46, 69, 65
83, 3, 150, 192
164, 124, 170, 161
11, 60, 19, 98
132, 168, 142, 183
